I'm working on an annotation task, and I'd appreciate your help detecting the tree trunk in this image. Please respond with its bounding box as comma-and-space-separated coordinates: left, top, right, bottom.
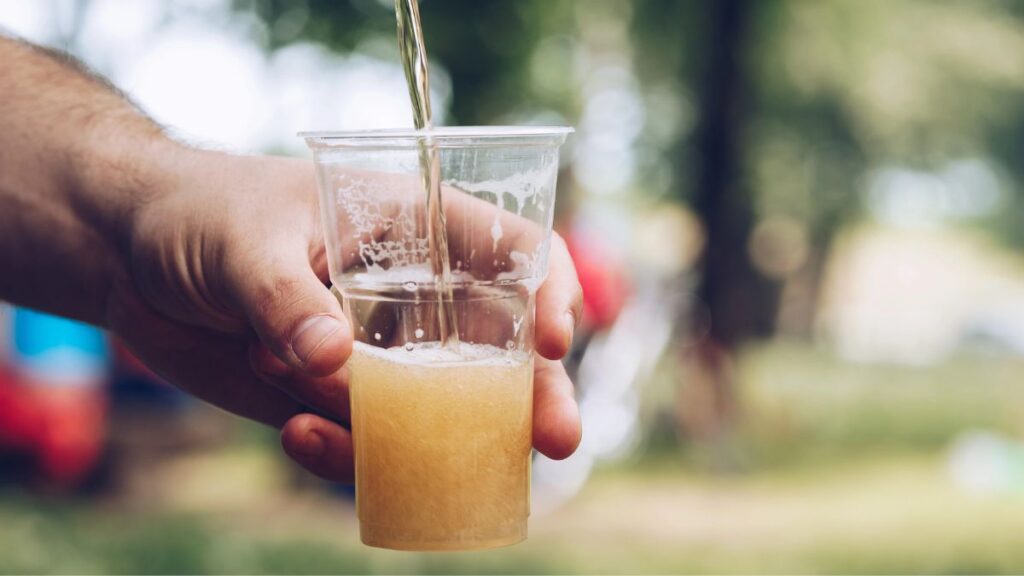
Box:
677, 0, 780, 458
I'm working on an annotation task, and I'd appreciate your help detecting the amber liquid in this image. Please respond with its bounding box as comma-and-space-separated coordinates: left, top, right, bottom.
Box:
349, 340, 533, 550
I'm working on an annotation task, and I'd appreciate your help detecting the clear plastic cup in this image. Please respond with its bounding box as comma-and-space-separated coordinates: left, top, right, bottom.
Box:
301, 126, 572, 551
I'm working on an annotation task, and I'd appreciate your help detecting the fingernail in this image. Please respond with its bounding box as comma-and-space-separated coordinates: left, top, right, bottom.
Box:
294, 429, 326, 458
563, 312, 576, 348
292, 315, 341, 365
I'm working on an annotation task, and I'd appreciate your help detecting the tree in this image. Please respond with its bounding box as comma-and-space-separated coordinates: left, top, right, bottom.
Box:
235, 0, 577, 126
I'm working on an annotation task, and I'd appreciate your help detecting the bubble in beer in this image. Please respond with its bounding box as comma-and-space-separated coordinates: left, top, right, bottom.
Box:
374, 332, 382, 341
404, 342, 415, 351
415, 328, 425, 339
403, 281, 418, 292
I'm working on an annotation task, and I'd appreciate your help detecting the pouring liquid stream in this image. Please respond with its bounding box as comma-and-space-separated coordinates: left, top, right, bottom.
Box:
395, 0, 460, 347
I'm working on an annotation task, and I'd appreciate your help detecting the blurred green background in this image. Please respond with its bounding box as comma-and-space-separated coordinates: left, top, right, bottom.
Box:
5, 0, 1024, 573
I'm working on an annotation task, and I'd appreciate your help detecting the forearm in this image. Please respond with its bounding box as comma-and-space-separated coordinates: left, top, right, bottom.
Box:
0, 35, 180, 326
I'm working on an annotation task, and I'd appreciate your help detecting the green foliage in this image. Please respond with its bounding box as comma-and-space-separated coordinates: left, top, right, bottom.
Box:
748, 0, 1024, 247
237, 0, 1024, 250
235, 0, 579, 125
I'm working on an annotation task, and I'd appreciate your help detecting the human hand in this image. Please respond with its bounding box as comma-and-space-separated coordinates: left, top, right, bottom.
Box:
107, 146, 583, 482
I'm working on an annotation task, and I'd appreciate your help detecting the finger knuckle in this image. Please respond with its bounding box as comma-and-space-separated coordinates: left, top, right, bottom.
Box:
254, 275, 319, 331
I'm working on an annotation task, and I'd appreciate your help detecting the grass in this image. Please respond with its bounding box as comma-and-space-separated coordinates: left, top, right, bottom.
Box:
4, 341, 1024, 573
6, 454, 1024, 574
0, 496, 372, 574
735, 341, 1024, 466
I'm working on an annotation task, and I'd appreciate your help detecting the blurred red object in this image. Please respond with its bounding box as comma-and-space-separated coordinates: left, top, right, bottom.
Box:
0, 363, 106, 488
564, 229, 630, 331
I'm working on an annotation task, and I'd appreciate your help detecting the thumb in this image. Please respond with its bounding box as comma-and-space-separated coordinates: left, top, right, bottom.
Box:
226, 244, 351, 376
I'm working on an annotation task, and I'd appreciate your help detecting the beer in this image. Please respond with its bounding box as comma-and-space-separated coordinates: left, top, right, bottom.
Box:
349, 340, 533, 550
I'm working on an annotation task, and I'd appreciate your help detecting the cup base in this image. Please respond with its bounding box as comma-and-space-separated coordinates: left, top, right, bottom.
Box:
359, 518, 527, 552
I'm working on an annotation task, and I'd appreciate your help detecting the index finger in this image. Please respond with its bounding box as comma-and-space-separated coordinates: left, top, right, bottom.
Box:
535, 232, 583, 360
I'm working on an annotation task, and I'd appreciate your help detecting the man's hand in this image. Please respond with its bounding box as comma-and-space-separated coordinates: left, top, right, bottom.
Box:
113, 148, 581, 479
112, 148, 584, 481
0, 35, 582, 481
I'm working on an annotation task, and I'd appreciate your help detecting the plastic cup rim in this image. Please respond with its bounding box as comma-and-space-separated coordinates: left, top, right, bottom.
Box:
300, 125, 572, 139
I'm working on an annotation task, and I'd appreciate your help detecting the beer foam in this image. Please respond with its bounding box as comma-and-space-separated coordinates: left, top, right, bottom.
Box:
353, 263, 434, 284
353, 341, 528, 367
447, 161, 557, 215
352, 263, 480, 286
336, 173, 428, 270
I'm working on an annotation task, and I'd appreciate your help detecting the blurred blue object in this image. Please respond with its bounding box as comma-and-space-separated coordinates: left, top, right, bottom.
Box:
9, 308, 109, 385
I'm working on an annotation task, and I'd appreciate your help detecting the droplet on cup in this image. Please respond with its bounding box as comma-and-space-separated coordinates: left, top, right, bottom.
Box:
404, 342, 415, 351
403, 281, 418, 292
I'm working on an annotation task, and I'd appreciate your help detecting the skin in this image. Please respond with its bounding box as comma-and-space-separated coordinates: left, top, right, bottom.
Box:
0, 36, 583, 482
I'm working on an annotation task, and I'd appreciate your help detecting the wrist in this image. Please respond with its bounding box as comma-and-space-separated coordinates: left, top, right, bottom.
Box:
65, 120, 188, 261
